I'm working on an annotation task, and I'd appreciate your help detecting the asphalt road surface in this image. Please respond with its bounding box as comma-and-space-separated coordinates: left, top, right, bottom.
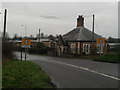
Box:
15, 52, 119, 88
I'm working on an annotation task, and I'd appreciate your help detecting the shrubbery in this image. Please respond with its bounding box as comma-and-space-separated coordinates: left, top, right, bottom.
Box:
2, 40, 15, 59
28, 42, 54, 55
37, 43, 45, 48
28, 47, 52, 55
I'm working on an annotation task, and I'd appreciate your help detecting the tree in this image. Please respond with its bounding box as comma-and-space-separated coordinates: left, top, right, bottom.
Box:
41, 33, 44, 38
37, 42, 45, 48
13, 33, 19, 40
2, 32, 10, 39
30, 35, 34, 39
48, 35, 55, 41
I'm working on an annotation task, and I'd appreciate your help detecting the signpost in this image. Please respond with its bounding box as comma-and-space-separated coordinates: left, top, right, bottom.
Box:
21, 39, 31, 46
21, 39, 31, 61
96, 38, 105, 45
96, 38, 106, 55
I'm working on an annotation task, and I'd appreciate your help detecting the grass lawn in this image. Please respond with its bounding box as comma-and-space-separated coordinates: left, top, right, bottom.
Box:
59, 52, 119, 63
2, 60, 56, 88
93, 52, 120, 63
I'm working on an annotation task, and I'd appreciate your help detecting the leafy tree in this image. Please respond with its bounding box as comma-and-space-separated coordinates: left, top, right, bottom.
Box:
2, 32, 10, 39
13, 33, 19, 40
37, 42, 45, 48
48, 35, 55, 41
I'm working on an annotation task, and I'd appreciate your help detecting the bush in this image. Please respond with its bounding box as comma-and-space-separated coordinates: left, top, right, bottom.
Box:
2, 40, 15, 59
28, 47, 52, 55
37, 42, 45, 48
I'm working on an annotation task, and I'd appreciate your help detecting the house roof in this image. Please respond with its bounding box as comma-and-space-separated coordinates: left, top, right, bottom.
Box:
63, 26, 102, 42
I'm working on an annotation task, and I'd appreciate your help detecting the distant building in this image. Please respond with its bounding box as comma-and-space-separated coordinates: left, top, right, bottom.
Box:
56, 15, 107, 56
38, 37, 52, 47
9, 36, 53, 48
36, 34, 53, 47
107, 37, 120, 51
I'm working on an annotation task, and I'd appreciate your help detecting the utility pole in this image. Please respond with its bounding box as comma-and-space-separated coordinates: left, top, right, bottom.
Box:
3, 9, 7, 39
92, 14, 95, 54
92, 14, 95, 43
39, 28, 40, 43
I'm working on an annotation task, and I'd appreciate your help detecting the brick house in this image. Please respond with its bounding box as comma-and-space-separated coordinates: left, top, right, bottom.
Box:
56, 15, 107, 56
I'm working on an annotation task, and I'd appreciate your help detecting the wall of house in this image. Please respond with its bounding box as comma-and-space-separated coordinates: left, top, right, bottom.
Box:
69, 42, 92, 55
55, 41, 107, 57
69, 42, 107, 55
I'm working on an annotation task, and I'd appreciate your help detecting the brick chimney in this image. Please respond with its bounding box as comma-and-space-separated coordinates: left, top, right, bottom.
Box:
77, 15, 84, 27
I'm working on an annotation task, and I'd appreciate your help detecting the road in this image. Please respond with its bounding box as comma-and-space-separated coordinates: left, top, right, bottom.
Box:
15, 52, 119, 88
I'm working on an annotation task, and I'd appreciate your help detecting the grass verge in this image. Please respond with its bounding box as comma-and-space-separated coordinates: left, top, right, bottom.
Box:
2, 60, 56, 88
57, 52, 120, 63
93, 52, 120, 63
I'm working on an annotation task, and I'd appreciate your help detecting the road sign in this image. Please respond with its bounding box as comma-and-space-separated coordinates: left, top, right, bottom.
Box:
21, 39, 31, 48
22, 39, 31, 45
96, 44, 104, 46
21, 45, 31, 48
96, 38, 105, 44
96, 38, 106, 47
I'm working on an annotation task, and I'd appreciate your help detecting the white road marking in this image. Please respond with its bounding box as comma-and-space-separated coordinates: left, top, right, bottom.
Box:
18, 53, 119, 81
42, 59, 120, 81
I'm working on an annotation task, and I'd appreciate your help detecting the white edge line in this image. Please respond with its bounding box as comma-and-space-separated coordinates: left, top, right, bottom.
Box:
47, 60, 120, 81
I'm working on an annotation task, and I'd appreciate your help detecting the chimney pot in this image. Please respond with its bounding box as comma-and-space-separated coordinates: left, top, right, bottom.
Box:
77, 15, 84, 27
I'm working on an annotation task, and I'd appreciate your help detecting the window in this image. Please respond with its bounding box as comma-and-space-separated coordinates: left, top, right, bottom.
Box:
83, 44, 90, 54
70, 44, 76, 53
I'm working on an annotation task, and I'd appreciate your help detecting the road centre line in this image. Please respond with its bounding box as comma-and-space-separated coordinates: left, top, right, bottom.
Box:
43, 59, 120, 81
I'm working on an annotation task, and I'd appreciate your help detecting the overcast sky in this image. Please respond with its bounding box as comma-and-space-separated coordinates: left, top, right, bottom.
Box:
1, 2, 118, 38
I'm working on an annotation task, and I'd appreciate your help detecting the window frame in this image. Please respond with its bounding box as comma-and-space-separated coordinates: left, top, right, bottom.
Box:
83, 44, 90, 54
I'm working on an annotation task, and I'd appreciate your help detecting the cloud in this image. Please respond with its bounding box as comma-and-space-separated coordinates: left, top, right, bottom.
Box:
40, 15, 59, 19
